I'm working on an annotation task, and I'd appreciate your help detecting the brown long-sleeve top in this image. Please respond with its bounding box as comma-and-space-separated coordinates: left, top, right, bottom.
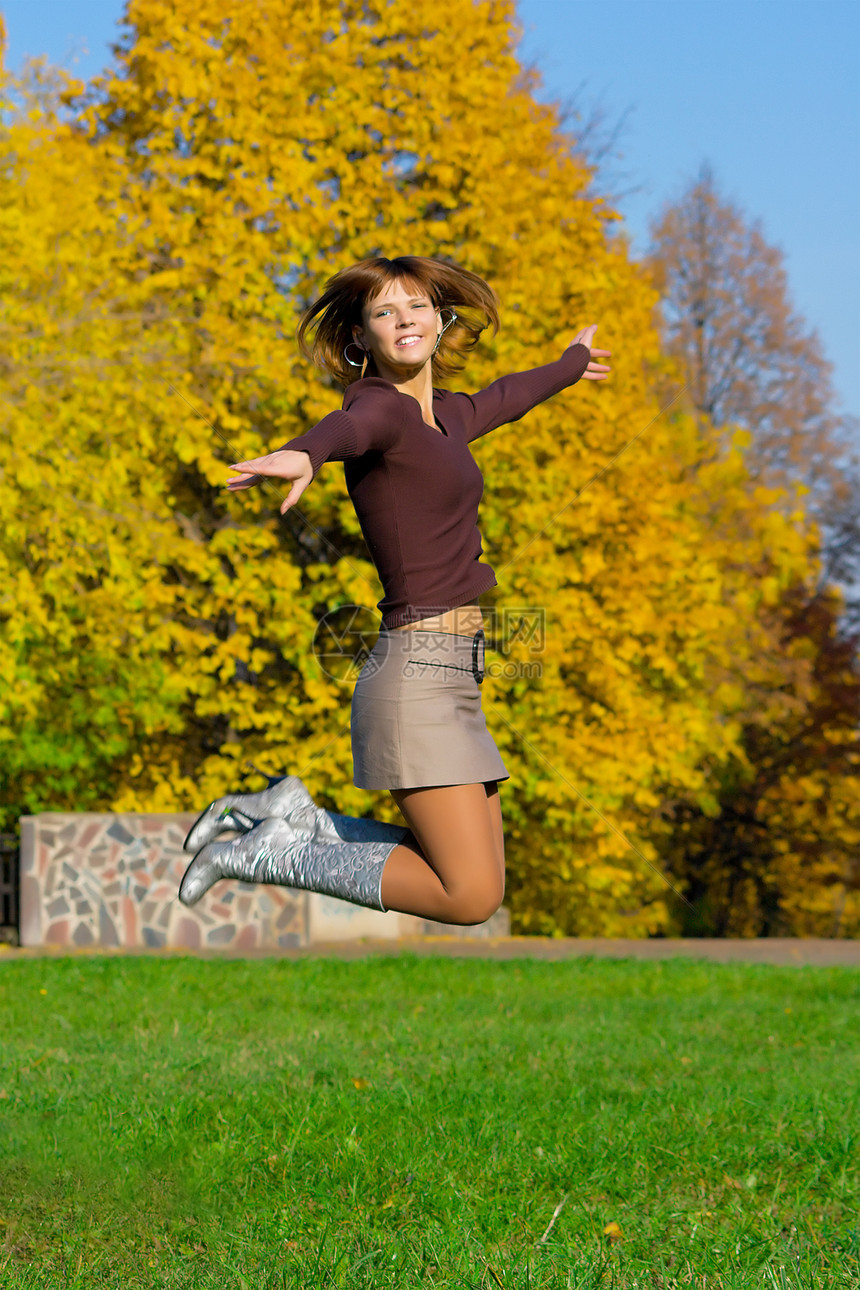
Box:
281, 342, 592, 630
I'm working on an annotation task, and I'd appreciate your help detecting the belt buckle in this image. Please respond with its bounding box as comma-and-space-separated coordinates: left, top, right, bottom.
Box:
471, 628, 485, 685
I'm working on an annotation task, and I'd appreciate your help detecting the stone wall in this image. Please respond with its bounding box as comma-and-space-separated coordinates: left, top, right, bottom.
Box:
19, 813, 509, 950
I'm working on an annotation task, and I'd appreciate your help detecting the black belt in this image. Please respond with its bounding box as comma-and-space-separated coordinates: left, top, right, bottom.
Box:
472, 627, 485, 685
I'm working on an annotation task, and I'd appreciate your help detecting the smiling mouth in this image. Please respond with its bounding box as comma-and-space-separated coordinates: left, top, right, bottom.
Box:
395, 335, 423, 347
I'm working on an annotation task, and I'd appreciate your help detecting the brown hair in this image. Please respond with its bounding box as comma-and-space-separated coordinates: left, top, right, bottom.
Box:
296, 255, 501, 388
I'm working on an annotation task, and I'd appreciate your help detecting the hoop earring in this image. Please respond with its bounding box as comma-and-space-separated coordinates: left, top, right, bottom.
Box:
344, 342, 367, 367
344, 342, 369, 379
431, 307, 458, 356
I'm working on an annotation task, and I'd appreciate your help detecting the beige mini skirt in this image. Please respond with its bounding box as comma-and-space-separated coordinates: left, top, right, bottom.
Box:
350, 627, 510, 790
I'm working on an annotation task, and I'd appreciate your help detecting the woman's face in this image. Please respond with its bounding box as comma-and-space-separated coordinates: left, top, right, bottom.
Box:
353, 279, 442, 374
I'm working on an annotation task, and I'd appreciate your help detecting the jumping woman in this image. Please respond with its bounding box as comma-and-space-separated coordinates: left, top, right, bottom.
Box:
177, 255, 611, 923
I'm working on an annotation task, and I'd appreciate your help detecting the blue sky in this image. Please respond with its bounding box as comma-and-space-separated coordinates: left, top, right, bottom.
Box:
3, 0, 858, 423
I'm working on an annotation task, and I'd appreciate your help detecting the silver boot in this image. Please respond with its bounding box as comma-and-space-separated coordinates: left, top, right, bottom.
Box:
184, 774, 320, 853
184, 773, 408, 854
178, 814, 409, 911
184, 775, 409, 857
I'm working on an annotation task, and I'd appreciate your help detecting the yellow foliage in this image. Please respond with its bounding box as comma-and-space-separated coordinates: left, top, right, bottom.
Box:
0, 0, 853, 936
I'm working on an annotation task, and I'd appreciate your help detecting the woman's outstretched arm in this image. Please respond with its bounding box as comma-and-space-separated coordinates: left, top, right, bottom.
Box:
453, 323, 611, 444
223, 387, 405, 515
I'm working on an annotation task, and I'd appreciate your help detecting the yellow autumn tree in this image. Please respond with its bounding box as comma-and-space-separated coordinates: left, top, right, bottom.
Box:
1, 0, 847, 935
0, 34, 201, 815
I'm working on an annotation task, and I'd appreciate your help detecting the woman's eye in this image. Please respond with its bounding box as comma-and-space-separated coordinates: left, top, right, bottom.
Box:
376, 304, 427, 316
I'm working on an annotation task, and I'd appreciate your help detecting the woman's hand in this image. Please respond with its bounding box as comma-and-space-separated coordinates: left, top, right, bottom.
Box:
226, 449, 313, 515
567, 323, 611, 381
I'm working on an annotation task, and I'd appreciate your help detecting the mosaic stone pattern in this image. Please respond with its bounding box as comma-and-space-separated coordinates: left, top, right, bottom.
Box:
19, 812, 307, 951
18, 813, 510, 950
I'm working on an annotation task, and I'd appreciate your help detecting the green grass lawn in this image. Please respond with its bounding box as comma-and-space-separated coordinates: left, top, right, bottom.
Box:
0, 953, 856, 1289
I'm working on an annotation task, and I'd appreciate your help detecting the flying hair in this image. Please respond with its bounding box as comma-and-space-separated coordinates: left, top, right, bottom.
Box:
296, 255, 501, 388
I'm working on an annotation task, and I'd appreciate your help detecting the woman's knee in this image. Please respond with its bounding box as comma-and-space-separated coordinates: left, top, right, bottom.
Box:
390, 782, 505, 923
447, 874, 505, 925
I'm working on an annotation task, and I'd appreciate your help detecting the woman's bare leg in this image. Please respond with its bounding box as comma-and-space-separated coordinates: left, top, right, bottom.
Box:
379, 782, 505, 925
